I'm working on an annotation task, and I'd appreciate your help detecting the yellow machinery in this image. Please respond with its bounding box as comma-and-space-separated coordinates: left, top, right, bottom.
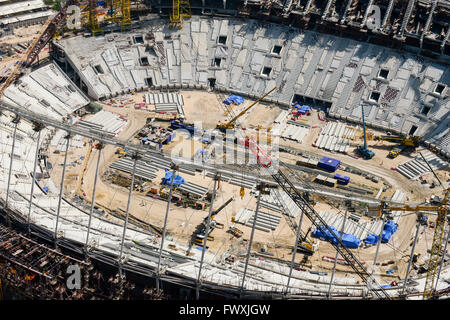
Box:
170, 0, 191, 29
216, 86, 278, 131
375, 135, 420, 147
374, 135, 421, 159
104, 0, 132, 31
375, 188, 449, 299
85, 0, 104, 35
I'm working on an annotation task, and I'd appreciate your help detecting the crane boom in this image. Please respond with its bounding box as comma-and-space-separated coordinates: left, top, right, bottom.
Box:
271, 168, 391, 299
375, 135, 420, 147
0, 0, 77, 98
217, 86, 277, 130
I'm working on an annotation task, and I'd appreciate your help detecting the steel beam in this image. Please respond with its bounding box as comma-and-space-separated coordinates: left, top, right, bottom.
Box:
402, 219, 420, 295
240, 183, 263, 295
156, 164, 177, 291
284, 199, 306, 294
27, 129, 42, 234
382, 0, 396, 30
371, 218, 385, 276
118, 152, 138, 277
85, 143, 102, 249
54, 134, 70, 243
327, 209, 348, 299
196, 175, 218, 300
5, 119, 19, 226
434, 225, 449, 293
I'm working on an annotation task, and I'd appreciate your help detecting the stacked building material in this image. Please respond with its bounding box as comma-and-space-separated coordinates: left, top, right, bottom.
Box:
177, 182, 209, 198
78, 110, 127, 137
235, 208, 281, 233
109, 158, 158, 181
281, 122, 310, 143
260, 189, 299, 218
315, 122, 357, 154
146, 92, 185, 119
396, 150, 448, 180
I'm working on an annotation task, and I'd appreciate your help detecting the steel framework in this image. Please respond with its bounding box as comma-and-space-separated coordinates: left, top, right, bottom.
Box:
170, 0, 191, 29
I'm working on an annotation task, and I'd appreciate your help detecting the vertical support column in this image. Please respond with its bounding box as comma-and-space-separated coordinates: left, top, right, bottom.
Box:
382, 0, 396, 31
399, 0, 416, 38
440, 27, 450, 54
420, 0, 438, 48
4, 116, 19, 227
434, 224, 449, 292
327, 209, 348, 299
284, 203, 306, 295
361, 0, 374, 28
340, 0, 354, 24
402, 216, 421, 295
196, 174, 218, 300
303, 0, 313, 15
27, 125, 43, 234
240, 183, 263, 296
322, 0, 334, 20
371, 218, 386, 276
156, 163, 178, 291
54, 134, 70, 243
118, 152, 138, 277
85, 142, 102, 250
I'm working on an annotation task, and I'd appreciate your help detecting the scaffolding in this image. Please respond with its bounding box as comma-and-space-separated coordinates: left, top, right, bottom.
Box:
85, 0, 104, 36
170, 0, 191, 29
105, 0, 132, 31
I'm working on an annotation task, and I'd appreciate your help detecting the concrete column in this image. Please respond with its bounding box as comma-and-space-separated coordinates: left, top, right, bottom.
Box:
327, 209, 348, 299
240, 183, 263, 295
284, 203, 306, 295
223, 0, 226, 9
27, 129, 42, 234
85, 143, 102, 249
196, 175, 218, 300
54, 134, 70, 243
402, 218, 421, 295
156, 164, 178, 291
4, 118, 19, 227
118, 153, 138, 277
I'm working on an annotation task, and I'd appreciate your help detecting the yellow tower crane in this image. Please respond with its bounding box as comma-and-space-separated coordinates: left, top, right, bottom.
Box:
376, 188, 449, 299
170, 0, 191, 29
105, 0, 132, 31
83, 0, 103, 35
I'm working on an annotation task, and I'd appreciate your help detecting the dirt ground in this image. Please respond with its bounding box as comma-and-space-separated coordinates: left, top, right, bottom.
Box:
44, 90, 449, 284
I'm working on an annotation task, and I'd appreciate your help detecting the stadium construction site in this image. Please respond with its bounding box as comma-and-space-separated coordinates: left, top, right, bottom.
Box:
0, 0, 449, 301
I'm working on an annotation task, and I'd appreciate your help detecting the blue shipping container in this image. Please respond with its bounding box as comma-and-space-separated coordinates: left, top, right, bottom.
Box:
334, 173, 350, 185
318, 156, 340, 172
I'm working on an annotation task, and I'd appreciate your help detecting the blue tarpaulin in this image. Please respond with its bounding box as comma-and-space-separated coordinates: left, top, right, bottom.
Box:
381, 230, 392, 243
384, 220, 398, 233
162, 170, 185, 187
43, 187, 49, 194
381, 220, 398, 243
312, 225, 360, 248
364, 233, 379, 245
341, 234, 361, 248
223, 95, 244, 105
